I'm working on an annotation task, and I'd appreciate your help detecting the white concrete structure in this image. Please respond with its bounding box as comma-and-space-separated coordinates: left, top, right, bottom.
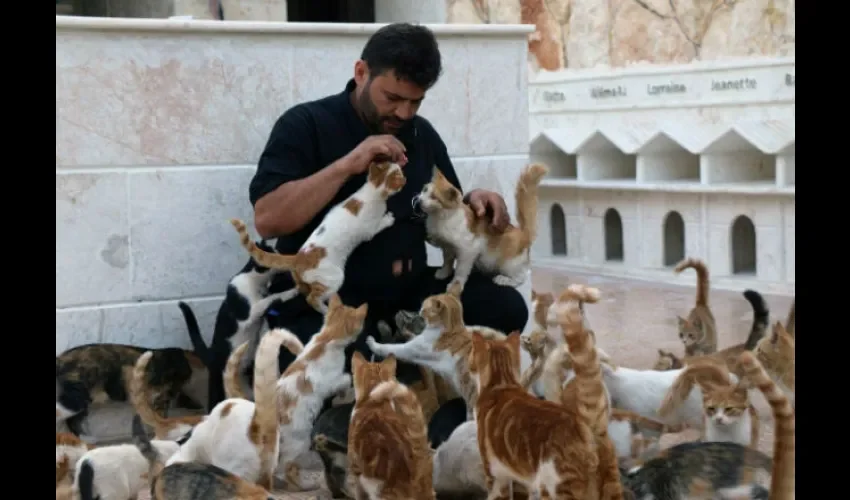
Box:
56, 16, 535, 355
529, 57, 795, 295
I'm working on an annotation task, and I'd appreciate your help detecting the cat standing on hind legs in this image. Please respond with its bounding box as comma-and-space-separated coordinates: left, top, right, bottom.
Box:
674, 258, 717, 357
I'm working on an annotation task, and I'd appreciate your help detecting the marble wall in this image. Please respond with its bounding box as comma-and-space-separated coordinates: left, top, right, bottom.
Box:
56, 18, 533, 354
448, 0, 795, 71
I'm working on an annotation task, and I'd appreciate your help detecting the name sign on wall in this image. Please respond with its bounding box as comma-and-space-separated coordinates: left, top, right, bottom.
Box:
529, 58, 795, 113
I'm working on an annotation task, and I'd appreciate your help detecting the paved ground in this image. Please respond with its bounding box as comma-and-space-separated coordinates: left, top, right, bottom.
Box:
133, 266, 793, 499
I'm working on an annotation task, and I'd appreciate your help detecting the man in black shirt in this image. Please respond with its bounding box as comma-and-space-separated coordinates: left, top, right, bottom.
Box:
249, 23, 529, 373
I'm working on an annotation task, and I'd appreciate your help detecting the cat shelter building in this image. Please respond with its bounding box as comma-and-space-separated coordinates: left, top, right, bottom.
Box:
528, 57, 795, 295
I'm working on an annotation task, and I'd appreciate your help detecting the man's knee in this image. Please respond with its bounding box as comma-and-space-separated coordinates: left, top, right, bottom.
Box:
461, 277, 529, 334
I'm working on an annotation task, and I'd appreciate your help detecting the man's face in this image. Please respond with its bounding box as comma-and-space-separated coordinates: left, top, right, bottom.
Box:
354, 62, 425, 135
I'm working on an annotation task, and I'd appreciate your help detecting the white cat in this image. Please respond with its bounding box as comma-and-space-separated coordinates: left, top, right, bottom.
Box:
165, 328, 293, 489
432, 421, 487, 497
73, 440, 180, 500
416, 164, 548, 292
275, 295, 368, 491
231, 161, 406, 314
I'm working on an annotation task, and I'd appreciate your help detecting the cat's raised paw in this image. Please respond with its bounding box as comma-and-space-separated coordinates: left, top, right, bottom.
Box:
365, 335, 379, 352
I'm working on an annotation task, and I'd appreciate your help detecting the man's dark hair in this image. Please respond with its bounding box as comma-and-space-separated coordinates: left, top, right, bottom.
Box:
360, 23, 443, 91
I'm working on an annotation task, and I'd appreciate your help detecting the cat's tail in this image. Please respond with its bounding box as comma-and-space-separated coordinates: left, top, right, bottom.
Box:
369, 379, 430, 456
251, 329, 298, 482
223, 342, 251, 400
541, 344, 571, 402
658, 361, 731, 418
76, 458, 97, 500
609, 408, 671, 435
130, 351, 173, 433
785, 299, 795, 338
739, 351, 794, 500
177, 301, 211, 365
559, 304, 608, 434
230, 218, 298, 270
742, 290, 770, 350
514, 163, 549, 246
674, 258, 711, 307
131, 413, 165, 480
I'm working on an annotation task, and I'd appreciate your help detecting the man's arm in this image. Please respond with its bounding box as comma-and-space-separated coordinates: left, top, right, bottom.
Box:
249, 107, 356, 239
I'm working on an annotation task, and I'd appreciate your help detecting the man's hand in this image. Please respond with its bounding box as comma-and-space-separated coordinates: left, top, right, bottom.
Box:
344, 135, 408, 175
466, 189, 510, 233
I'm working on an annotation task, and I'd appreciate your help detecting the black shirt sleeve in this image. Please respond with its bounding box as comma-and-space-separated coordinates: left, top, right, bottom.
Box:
249, 105, 318, 206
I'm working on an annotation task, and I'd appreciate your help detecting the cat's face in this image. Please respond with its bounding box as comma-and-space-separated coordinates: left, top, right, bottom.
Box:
653, 349, 682, 371
368, 161, 407, 197
325, 294, 368, 343
351, 351, 397, 402
520, 328, 549, 358
677, 316, 703, 348
703, 386, 749, 426
469, 331, 522, 388
754, 321, 794, 367
420, 292, 464, 331
417, 167, 462, 213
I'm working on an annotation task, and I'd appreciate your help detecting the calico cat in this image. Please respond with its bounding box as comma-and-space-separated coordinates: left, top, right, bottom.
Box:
417, 163, 548, 292
752, 321, 795, 406
166, 328, 292, 489
56, 344, 207, 436
674, 258, 718, 357
312, 403, 355, 499
56, 432, 92, 486
469, 328, 610, 499
178, 237, 293, 411
348, 352, 435, 500
658, 362, 759, 447
275, 295, 368, 491
784, 298, 795, 338
231, 161, 406, 314
132, 415, 275, 500
130, 351, 206, 441
365, 286, 528, 420
739, 351, 795, 499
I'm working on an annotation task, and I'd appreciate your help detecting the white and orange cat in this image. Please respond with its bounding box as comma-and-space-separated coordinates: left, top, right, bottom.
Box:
231, 161, 405, 313
416, 163, 548, 292
658, 361, 759, 447
276, 295, 368, 491
365, 285, 531, 420
752, 321, 795, 407
165, 328, 295, 489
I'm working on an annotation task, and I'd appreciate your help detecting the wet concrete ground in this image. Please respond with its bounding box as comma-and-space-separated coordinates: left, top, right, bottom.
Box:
139, 267, 794, 499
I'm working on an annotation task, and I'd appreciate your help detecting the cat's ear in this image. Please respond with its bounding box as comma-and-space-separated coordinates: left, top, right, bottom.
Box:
355, 302, 369, 319
506, 331, 521, 352
382, 354, 397, 374
431, 166, 442, 180
470, 331, 485, 349
773, 321, 788, 339
676, 316, 688, 328
352, 351, 366, 372
531, 290, 538, 301
658, 349, 667, 356
329, 294, 342, 311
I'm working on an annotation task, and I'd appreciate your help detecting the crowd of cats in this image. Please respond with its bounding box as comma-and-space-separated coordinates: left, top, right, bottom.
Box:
55, 161, 795, 500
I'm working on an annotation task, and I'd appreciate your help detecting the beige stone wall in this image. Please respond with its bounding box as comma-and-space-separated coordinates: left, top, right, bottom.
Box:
447, 0, 795, 70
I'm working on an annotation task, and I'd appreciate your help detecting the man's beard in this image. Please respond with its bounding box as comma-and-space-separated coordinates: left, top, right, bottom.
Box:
358, 79, 409, 135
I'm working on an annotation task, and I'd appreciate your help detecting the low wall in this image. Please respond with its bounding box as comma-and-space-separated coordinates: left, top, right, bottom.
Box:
56, 16, 534, 354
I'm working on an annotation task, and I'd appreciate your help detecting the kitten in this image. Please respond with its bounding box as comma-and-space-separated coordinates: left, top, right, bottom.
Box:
276, 295, 368, 491
56, 344, 207, 436
178, 238, 293, 410
74, 434, 180, 500
469, 329, 607, 498
312, 403, 355, 499
658, 362, 759, 447
739, 351, 795, 499
674, 258, 718, 357
231, 161, 406, 313
365, 286, 529, 420
348, 352, 435, 500
132, 415, 275, 500
166, 328, 292, 489
428, 397, 468, 449
752, 321, 795, 406
784, 298, 795, 338
56, 432, 92, 486
130, 351, 206, 441
619, 441, 773, 500
432, 421, 487, 498
416, 163, 548, 292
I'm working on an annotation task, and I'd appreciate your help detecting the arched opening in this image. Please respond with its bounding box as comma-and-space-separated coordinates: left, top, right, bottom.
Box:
730, 215, 757, 275
663, 211, 686, 267
604, 208, 624, 262
550, 204, 567, 256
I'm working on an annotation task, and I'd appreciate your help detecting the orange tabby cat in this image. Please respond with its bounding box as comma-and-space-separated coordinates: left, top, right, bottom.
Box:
674, 258, 717, 357
658, 362, 759, 447
785, 299, 795, 338
738, 351, 794, 500
752, 321, 795, 406
130, 351, 205, 440
348, 352, 435, 499
470, 327, 615, 498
